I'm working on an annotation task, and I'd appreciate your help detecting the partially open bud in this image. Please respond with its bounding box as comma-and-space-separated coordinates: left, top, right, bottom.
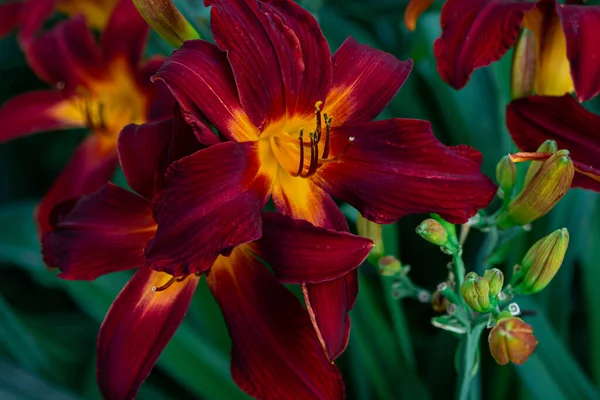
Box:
511, 28, 536, 100
524, 140, 558, 185
496, 156, 517, 195
488, 316, 537, 365
416, 218, 448, 247
378, 255, 402, 277
517, 228, 569, 294
483, 268, 504, 297
431, 289, 450, 313
132, 0, 200, 48
357, 214, 384, 263
498, 150, 574, 229
461, 272, 491, 312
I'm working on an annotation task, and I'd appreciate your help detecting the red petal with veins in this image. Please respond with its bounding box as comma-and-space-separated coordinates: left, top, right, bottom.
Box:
98, 268, 199, 400
254, 212, 372, 284
36, 135, 118, 234
558, 4, 600, 101
507, 95, 600, 192
325, 37, 412, 126
434, 0, 535, 89
146, 141, 268, 276
136, 57, 175, 122
317, 119, 497, 224
0, 2, 23, 37
100, 0, 148, 68
207, 246, 345, 399
0, 90, 84, 143
42, 183, 156, 280
154, 40, 259, 142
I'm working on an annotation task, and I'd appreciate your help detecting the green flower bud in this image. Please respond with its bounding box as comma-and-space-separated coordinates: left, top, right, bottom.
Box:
498, 150, 573, 229
524, 140, 558, 185
356, 214, 384, 263
132, 0, 200, 48
378, 256, 402, 277
483, 268, 504, 297
496, 155, 517, 195
511, 29, 536, 100
517, 228, 569, 294
488, 316, 537, 365
461, 274, 491, 312
416, 218, 448, 246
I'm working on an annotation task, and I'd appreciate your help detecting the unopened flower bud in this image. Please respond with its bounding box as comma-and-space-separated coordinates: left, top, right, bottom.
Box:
488, 316, 537, 365
511, 29, 536, 100
416, 218, 448, 247
498, 150, 573, 229
132, 0, 200, 48
524, 140, 558, 185
356, 214, 384, 262
378, 255, 402, 277
496, 155, 517, 195
483, 268, 504, 297
461, 273, 491, 312
517, 228, 569, 294
431, 289, 449, 313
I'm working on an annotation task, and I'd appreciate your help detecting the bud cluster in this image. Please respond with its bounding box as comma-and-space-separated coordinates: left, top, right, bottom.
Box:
460, 269, 504, 313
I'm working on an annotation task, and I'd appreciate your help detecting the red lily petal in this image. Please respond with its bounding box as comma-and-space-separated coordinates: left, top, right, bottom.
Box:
146, 141, 268, 276
0, 2, 23, 37
207, 246, 345, 399
507, 95, 600, 191
25, 16, 104, 89
17, 0, 54, 45
98, 268, 199, 400
303, 272, 358, 361
206, 0, 312, 129
259, 0, 333, 118
0, 90, 85, 143
272, 169, 348, 231
318, 119, 497, 224
42, 183, 155, 280
433, 0, 535, 90
36, 135, 118, 234
154, 40, 259, 142
137, 57, 176, 122
118, 120, 172, 200
325, 37, 412, 126
254, 212, 372, 284
100, 0, 148, 68
557, 4, 600, 101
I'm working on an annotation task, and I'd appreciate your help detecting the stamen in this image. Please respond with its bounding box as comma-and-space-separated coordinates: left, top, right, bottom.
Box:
321, 114, 333, 159
152, 275, 188, 292
295, 129, 305, 176
314, 101, 323, 143
305, 132, 320, 178
320, 136, 355, 164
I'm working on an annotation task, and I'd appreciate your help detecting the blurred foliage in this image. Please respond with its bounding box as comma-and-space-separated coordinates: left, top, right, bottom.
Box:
0, 0, 599, 399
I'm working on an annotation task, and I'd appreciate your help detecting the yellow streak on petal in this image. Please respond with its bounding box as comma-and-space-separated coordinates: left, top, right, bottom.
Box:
523, 7, 574, 97
55, 0, 119, 30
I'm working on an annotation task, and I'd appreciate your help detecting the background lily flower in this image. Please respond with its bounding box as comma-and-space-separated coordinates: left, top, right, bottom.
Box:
0, 0, 119, 46
506, 94, 600, 192
42, 115, 373, 399
0, 0, 172, 234
433, 0, 600, 101
149, 0, 496, 360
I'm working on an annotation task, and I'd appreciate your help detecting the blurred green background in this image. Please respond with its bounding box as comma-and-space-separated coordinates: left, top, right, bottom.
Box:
1, 0, 599, 399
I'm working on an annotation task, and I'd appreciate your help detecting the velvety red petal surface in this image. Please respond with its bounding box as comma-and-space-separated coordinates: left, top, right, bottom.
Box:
118, 121, 172, 200
558, 4, 600, 101
326, 37, 412, 126
26, 16, 104, 89
17, 0, 54, 45
0, 90, 85, 143
434, 0, 535, 89
100, 0, 148, 68
0, 2, 23, 37
136, 58, 175, 122
318, 119, 497, 224
254, 212, 372, 283
507, 95, 600, 191
37, 136, 118, 234
154, 40, 259, 142
146, 141, 267, 276
42, 183, 156, 280
98, 268, 199, 400
303, 271, 358, 361
207, 246, 345, 399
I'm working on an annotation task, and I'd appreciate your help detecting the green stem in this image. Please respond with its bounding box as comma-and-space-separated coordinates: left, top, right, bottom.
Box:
456, 323, 487, 400
381, 274, 417, 370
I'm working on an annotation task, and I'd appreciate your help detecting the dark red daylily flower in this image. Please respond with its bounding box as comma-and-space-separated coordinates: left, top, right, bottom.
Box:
0, 0, 119, 46
150, 0, 496, 359
507, 94, 600, 192
42, 116, 373, 400
0, 0, 172, 234
431, 0, 600, 101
